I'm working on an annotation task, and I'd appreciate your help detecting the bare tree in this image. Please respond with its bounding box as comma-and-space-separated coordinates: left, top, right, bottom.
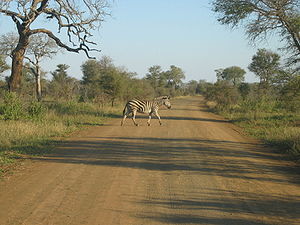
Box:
26, 34, 59, 101
0, 0, 110, 92
0, 33, 59, 101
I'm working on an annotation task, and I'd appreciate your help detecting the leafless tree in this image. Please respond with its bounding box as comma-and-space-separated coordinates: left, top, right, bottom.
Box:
0, 0, 110, 92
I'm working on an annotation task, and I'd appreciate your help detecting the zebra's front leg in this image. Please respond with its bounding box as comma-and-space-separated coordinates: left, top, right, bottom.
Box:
155, 112, 162, 125
132, 111, 139, 126
147, 113, 152, 126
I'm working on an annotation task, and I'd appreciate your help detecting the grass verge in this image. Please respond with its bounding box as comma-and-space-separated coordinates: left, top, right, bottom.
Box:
219, 109, 300, 160
0, 101, 122, 177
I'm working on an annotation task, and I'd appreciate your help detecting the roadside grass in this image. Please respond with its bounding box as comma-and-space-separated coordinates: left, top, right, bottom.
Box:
0, 99, 122, 177
219, 109, 300, 160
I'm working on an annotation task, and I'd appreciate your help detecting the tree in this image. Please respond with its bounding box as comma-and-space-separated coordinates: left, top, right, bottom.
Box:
26, 34, 58, 101
50, 64, 79, 100
280, 74, 300, 111
238, 82, 251, 100
248, 49, 281, 87
222, 66, 246, 86
164, 65, 185, 89
0, 32, 58, 101
212, 0, 300, 65
100, 67, 125, 107
0, 0, 110, 92
184, 80, 199, 95
207, 80, 240, 109
80, 56, 117, 101
81, 60, 102, 85
145, 65, 163, 90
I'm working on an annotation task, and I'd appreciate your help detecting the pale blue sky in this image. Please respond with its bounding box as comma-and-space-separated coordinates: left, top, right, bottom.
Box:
0, 0, 280, 82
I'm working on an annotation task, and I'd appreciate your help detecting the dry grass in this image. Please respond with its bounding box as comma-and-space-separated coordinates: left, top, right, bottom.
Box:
0, 101, 123, 176
220, 109, 300, 160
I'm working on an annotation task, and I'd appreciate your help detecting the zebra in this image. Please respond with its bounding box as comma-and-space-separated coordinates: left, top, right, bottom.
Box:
121, 96, 171, 126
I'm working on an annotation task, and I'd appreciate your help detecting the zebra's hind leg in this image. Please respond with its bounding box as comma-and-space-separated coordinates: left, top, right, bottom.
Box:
147, 113, 152, 126
132, 110, 139, 126
121, 114, 127, 126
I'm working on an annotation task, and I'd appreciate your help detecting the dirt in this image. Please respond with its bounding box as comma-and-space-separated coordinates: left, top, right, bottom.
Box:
0, 96, 299, 225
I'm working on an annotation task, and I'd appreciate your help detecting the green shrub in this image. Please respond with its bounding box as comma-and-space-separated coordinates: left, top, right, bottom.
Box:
27, 101, 47, 120
2, 92, 24, 120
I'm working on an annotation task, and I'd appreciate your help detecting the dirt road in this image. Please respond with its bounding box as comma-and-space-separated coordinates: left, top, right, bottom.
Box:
0, 96, 299, 225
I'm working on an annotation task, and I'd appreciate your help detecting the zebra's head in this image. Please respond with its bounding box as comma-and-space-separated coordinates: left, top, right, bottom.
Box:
161, 96, 171, 109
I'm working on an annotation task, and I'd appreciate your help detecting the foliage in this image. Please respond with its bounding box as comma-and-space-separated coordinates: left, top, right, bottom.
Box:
248, 49, 281, 86
49, 64, 80, 100
212, 0, 300, 65
217, 66, 246, 86
145, 65, 163, 90
206, 80, 240, 109
27, 101, 47, 120
184, 80, 199, 95
238, 82, 251, 100
280, 74, 300, 112
164, 65, 186, 89
1, 92, 23, 120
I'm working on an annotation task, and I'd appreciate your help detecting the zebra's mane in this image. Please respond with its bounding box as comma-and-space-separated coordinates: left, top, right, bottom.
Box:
153, 96, 169, 105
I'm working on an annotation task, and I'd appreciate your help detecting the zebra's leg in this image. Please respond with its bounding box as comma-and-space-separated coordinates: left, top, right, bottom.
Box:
121, 114, 127, 126
121, 106, 129, 126
147, 113, 152, 126
154, 112, 162, 125
132, 110, 139, 126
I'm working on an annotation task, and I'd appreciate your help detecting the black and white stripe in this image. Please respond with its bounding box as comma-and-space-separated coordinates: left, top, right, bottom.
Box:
121, 96, 171, 126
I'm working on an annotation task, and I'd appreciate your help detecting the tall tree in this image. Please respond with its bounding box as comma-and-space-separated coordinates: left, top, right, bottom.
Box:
222, 66, 246, 86
100, 67, 124, 107
164, 65, 185, 89
0, 0, 110, 92
145, 65, 163, 90
212, 0, 300, 65
248, 49, 281, 87
50, 64, 79, 100
81, 60, 102, 85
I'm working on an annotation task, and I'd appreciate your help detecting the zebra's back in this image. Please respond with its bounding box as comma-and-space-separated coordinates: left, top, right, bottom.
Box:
127, 99, 154, 114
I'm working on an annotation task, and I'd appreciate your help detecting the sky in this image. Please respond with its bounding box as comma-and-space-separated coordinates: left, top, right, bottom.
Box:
0, 0, 280, 83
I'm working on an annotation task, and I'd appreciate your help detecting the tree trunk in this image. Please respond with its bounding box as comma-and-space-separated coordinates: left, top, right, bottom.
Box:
35, 66, 42, 102
9, 33, 29, 92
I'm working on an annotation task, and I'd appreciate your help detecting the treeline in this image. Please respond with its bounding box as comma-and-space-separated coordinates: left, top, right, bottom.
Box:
200, 49, 300, 113
0, 55, 201, 105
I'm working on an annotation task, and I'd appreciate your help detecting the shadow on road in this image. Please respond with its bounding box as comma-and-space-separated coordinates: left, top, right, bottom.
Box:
34, 137, 300, 184
31, 135, 300, 224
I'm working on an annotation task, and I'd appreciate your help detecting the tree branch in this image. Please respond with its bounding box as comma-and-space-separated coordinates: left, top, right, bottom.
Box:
30, 29, 99, 59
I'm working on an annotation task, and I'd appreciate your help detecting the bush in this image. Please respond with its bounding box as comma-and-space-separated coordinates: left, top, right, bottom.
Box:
27, 101, 47, 120
2, 92, 24, 120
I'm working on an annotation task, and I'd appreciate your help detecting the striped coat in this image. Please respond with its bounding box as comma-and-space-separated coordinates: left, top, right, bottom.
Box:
121, 96, 171, 126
